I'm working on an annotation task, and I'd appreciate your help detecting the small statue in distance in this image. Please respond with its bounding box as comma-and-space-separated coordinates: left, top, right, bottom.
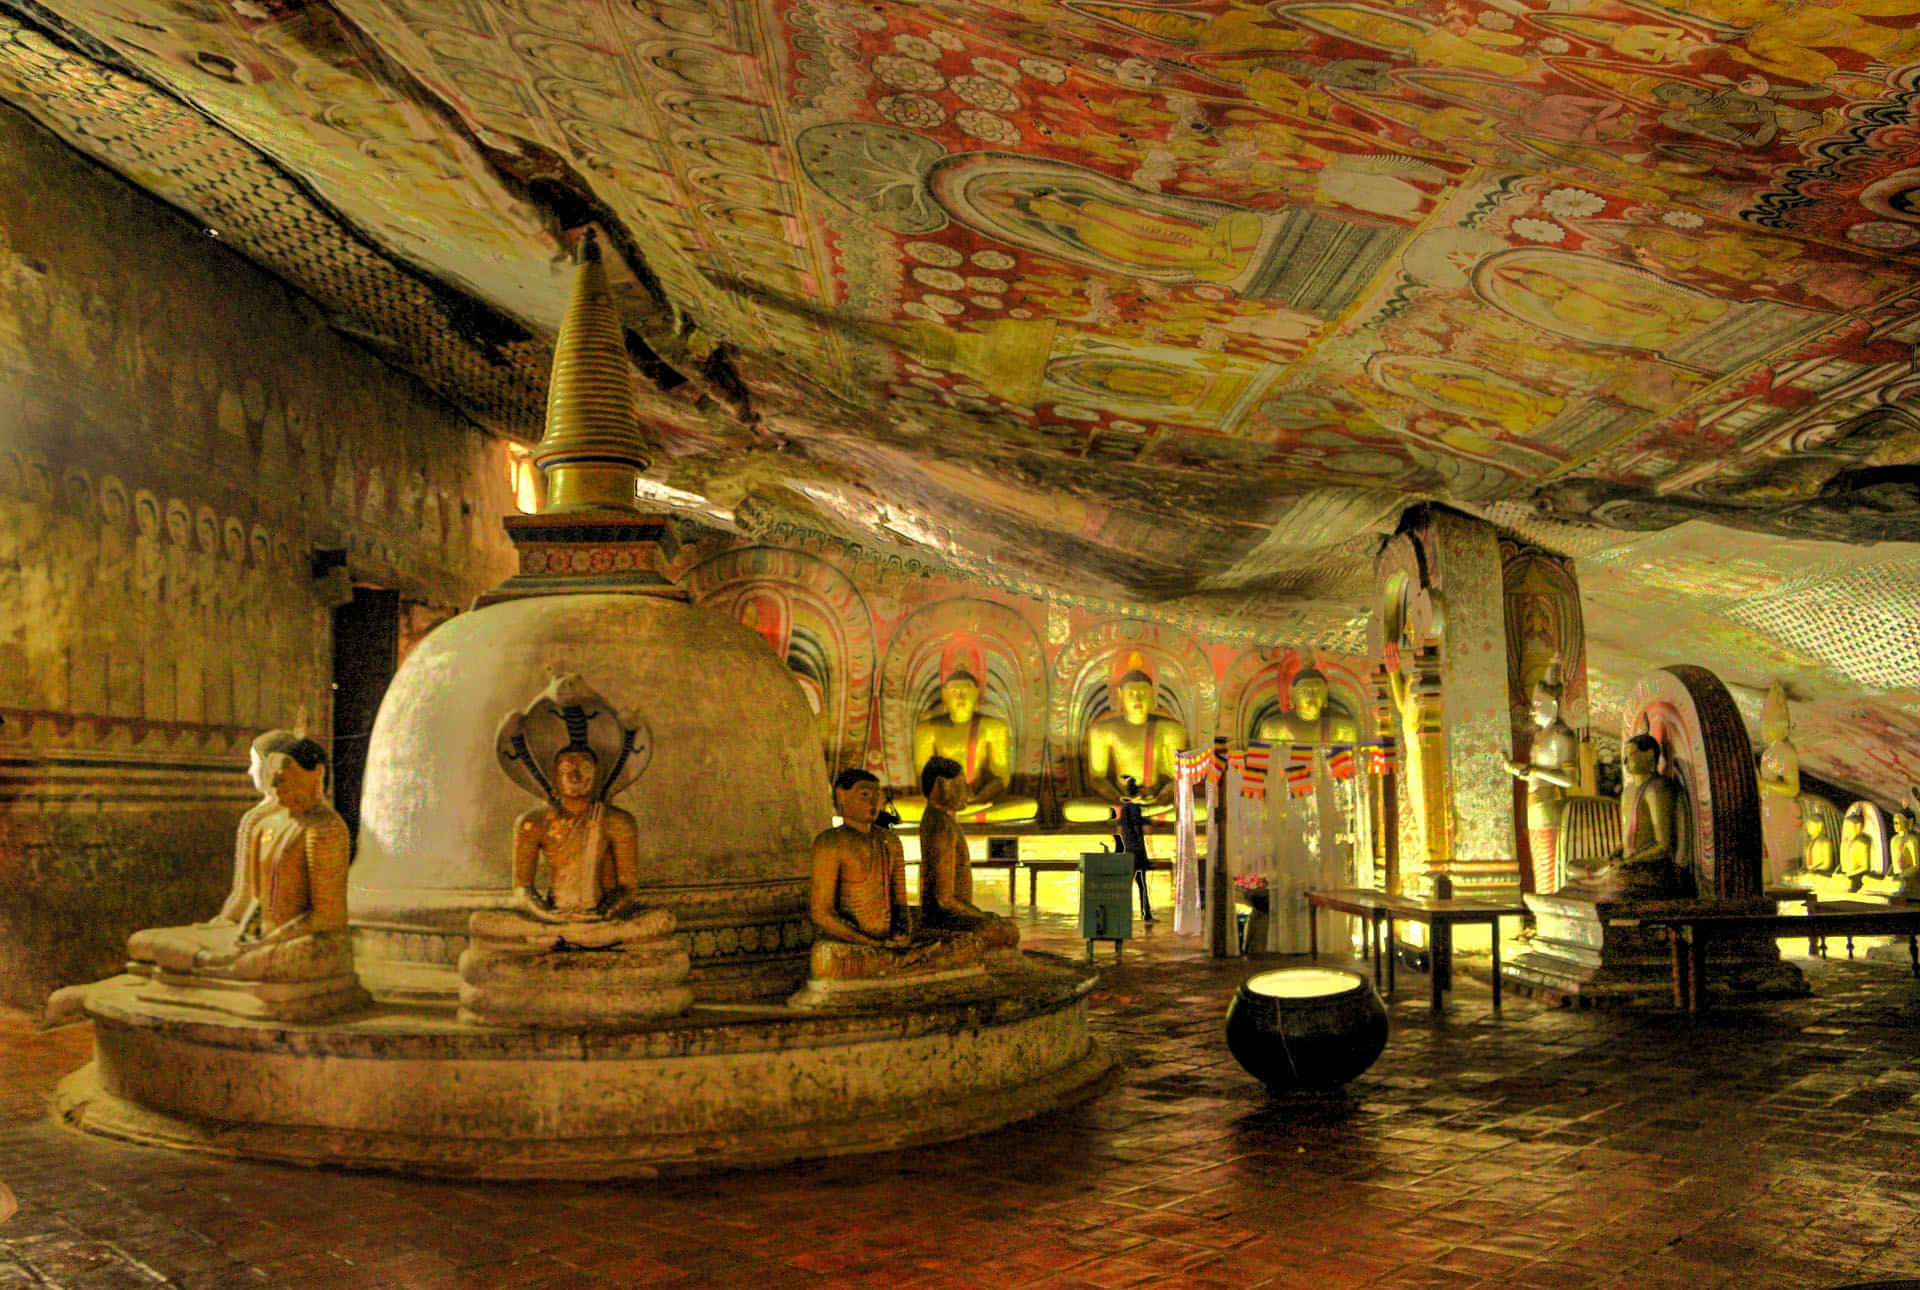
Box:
1889, 800, 1920, 898
1755, 681, 1801, 883
1504, 657, 1580, 897
1254, 667, 1359, 746
1566, 734, 1689, 900
894, 661, 1037, 825
1790, 795, 1842, 890
1826, 801, 1888, 900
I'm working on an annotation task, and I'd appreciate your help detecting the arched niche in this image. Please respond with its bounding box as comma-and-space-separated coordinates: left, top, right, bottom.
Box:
1501, 541, 1588, 733
878, 597, 1048, 790
1622, 665, 1761, 900
684, 546, 877, 773
1220, 648, 1366, 746
1051, 619, 1215, 796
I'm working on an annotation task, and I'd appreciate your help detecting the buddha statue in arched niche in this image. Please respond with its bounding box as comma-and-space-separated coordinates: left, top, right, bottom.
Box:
893, 648, 1037, 825
1063, 652, 1189, 823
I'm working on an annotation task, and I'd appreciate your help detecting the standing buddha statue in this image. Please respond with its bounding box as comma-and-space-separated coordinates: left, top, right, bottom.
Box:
1504, 657, 1580, 896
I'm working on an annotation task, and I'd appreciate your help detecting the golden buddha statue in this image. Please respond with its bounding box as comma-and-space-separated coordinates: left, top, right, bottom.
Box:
1503, 658, 1579, 896
1889, 806, 1920, 897
1254, 667, 1359, 746
1824, 802, 1885, 900
1756, 681, 1802, 882
891, 666, 1037, 825
460, 675, 690, 1027
126, 734, 367, 1019
1792, 796, 1840, 890
918, 756, 1020, 949
796, 769, 1005, 1000
1063, 654, 1189, 823
1567, 734, 1687, 900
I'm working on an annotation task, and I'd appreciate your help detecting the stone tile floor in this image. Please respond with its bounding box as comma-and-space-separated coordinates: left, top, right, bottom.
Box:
3, 909, 1919, 1290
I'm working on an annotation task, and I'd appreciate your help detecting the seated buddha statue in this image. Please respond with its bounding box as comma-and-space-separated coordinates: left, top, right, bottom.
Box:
890, 667, 1036, 825
1823, 802, 1884, 900
1563, 734, 1689, 901
1062, 656, 1189, 823
126, 734, 368, 1020
1255, 668, 1360, 746
460, 676, 690, 1028
1791, 801, 1839, 891
918, 756, 1020, 950
792, 769, 1003, 1004
1888, 806, 1920, 898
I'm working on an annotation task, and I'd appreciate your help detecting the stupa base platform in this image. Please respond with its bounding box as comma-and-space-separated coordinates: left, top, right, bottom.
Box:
57, 958, 1110, 1179
1503, 893, 1808, 1007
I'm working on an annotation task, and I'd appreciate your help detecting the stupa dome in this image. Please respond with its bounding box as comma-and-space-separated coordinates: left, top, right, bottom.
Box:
349, 591, 832, 999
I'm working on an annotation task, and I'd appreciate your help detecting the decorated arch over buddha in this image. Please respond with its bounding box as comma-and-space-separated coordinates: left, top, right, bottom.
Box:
1053, 620, 1214, 823
684, 546, 877, 774
879, 599, 1047, 824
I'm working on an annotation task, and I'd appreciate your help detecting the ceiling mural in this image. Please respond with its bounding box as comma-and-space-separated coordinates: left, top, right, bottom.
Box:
0, 0, 1914, 788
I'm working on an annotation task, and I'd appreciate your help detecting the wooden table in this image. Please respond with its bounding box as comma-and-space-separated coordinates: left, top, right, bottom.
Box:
1644, 900, 1920, 1013
1306, 888, 1528, 1013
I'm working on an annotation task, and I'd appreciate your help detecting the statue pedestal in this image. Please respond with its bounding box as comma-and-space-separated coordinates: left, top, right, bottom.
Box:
787, 935, 1024, 1010
1504, 893, 1807, 1007
130, 968, 370, 1023
457, 909, 693, 1028
59, 960, 1109, 1179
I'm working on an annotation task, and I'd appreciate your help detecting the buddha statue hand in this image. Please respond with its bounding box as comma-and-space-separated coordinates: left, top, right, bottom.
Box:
512, 886, 562, 920
594, 885, 639, 918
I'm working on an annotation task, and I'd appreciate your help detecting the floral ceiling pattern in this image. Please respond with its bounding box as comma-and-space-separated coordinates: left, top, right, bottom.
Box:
0, 0, 1915, 794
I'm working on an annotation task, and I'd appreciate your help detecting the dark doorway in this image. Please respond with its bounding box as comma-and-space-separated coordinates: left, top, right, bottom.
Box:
331, 586, 400, 848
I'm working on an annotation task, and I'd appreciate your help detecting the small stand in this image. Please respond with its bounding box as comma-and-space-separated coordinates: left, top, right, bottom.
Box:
1080, 851, 1134, 961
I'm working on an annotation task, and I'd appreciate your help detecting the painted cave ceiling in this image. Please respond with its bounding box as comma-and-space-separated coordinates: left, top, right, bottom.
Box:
0, 0, 1915, 788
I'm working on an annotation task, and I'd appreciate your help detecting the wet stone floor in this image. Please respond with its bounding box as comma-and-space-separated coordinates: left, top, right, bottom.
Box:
3, 903, 1919, 1290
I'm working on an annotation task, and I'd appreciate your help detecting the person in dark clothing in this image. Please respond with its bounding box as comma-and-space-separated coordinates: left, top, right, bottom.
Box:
1115, 777, 1153, 923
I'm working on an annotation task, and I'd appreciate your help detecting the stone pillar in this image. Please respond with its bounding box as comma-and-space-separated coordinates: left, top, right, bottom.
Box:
1367, 664, 1399, 893
1372, 507, 1518, 897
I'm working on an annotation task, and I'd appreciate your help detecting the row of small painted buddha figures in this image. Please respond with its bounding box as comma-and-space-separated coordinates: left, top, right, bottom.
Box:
898, 662, 1354, 825
1788, 793, 1920, 900
121, 722, 1018, 1020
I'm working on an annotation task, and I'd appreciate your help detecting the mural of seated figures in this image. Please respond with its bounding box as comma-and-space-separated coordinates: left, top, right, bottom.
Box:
880, 600, 1047, 825
1054, 621, 1214, 824
684, 547, 877, 775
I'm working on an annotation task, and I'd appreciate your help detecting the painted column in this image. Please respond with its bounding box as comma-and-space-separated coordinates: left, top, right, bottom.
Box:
1372, 506, 1518, 897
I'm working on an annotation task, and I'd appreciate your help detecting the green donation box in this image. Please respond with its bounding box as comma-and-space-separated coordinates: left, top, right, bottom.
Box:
1080, 851, 1134, 960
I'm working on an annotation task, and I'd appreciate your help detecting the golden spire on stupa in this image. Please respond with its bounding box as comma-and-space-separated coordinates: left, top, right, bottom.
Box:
532, 231, 650, 513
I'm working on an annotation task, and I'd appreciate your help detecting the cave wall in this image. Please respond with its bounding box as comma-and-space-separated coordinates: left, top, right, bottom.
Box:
0, 105, 517, 1007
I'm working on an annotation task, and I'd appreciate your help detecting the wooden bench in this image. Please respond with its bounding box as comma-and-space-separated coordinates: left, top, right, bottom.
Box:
1307, 887, 1529, 1013
1641, 899, 1920, 1013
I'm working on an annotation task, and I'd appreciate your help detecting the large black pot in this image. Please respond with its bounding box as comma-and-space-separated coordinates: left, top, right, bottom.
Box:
1225, 967, 1389, 1094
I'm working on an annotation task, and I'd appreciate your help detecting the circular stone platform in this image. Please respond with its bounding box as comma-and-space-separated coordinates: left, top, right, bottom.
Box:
57, 960, 1111, 1180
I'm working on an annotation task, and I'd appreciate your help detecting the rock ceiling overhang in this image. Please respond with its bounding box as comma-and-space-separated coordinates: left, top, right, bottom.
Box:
0, 0, 1916, 790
